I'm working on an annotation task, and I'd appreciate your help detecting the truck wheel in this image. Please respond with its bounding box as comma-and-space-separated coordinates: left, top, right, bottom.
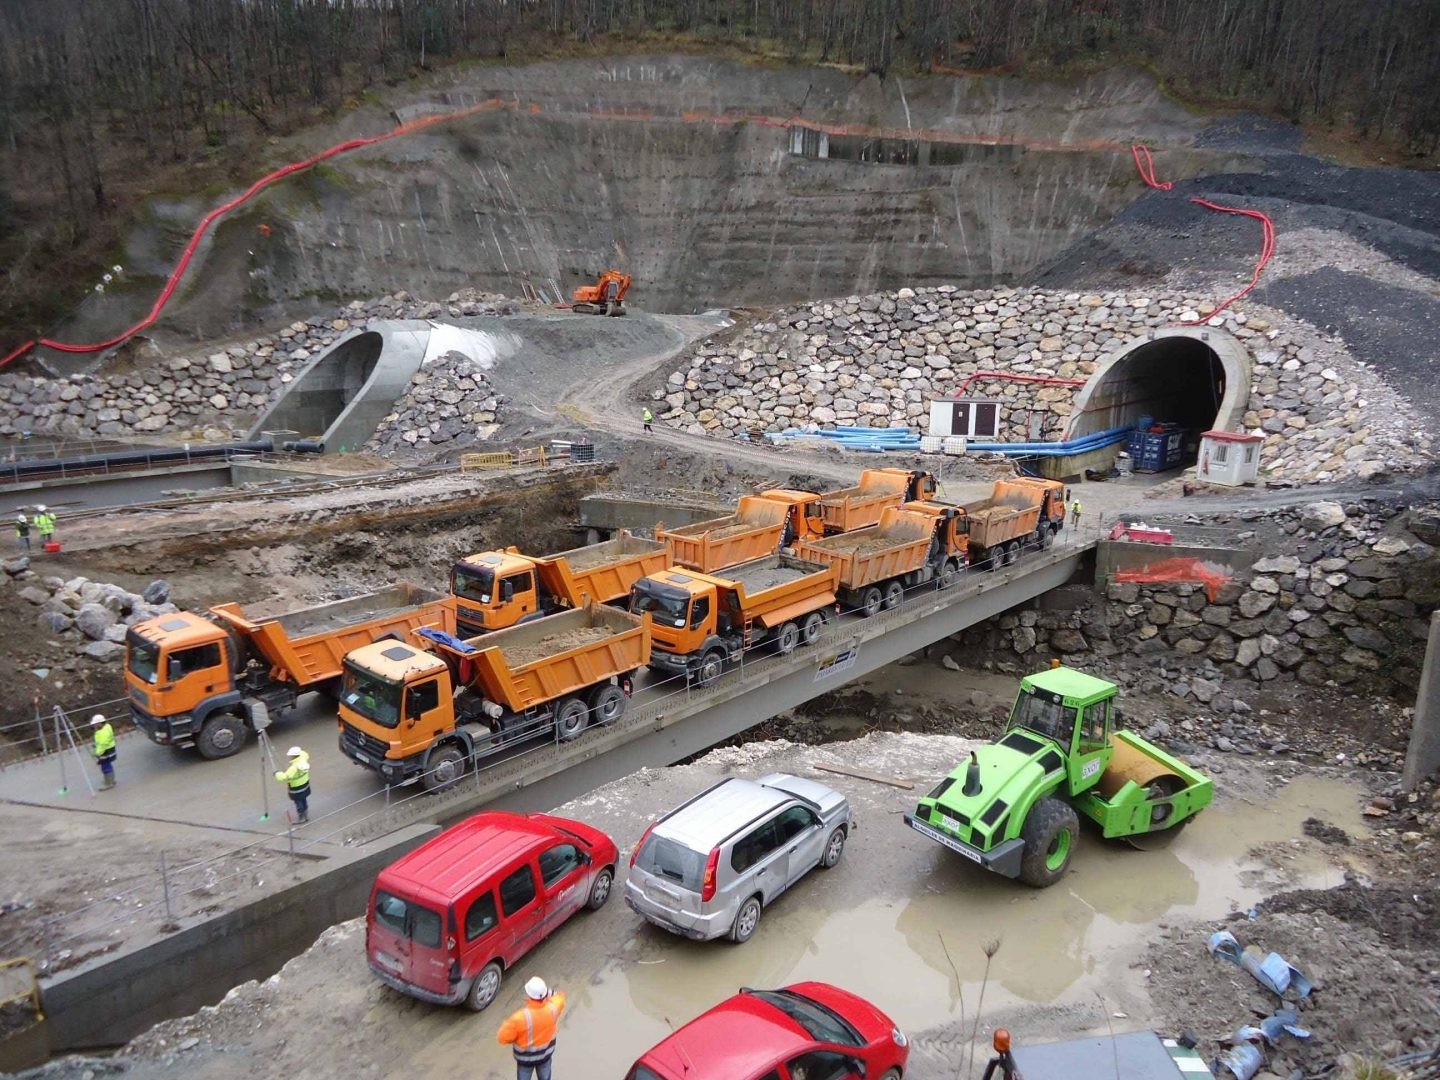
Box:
801, 611, 825, 645
196, 713, 247, 760
1004, 540, 1021, 566
730, 895, 762, 944
978, 547, 997, 572
696, 650, 725, 687
589, 684, 626, 726
938, 558, 959, 590
775, 621, 800, 655
1018, 797, 1080, 888
883, 581, 904, 609
556, 697, 590, 741
1041, 524, 1055, 549
861, 587, 884, 618
465, 960, 503, 1012
422, 745, 467, 793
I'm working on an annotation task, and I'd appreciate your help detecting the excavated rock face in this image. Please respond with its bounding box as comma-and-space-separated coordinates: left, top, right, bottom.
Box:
660, 286, 1433, 485
365, 350, 507, 457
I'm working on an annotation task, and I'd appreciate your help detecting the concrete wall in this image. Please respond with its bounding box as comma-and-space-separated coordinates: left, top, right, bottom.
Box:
1095, 539, 1253, 581
577, 495, 729, 537
42, 824, 439, 1051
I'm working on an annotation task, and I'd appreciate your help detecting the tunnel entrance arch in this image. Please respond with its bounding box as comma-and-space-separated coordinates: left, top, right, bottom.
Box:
1065, 328, 1252, 449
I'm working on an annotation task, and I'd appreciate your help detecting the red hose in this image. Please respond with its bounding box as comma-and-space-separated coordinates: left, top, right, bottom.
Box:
1129, 144, 1275, 325
952, 370, 1086, 397
1, 101, 505, 369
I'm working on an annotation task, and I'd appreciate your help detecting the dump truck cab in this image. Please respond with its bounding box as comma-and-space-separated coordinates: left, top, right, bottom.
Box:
450, 549, 540, 632
338, 640, 452, 785
755, 488, 827, 544
126, 612, 240, 745
906, 665, 1212, 887
630, 568, 726, 654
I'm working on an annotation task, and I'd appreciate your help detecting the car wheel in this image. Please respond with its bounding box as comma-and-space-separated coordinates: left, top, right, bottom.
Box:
801, 611, 825, 645
1018, 797, 1080, 888
422, 744, 467, 793
821, 826, 846, 868
877, 1070, 902, 1080
465, 960, 503, 1012
730, 896, 762, 944
556, 696, 589, 741
775, 621, 800, 655
586, 867, 614, 910
861, 587, 883, 618
696, 649, 725, 687
196, 713, 247, 760
588, 684, 626, 726
883, 581, 904, 609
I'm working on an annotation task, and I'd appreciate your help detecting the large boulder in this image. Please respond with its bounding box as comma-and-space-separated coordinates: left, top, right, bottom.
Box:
1300, 502, 1347, 531
81, 640, 125, 662
143, 580, 172, 605
74, 602, 118, 641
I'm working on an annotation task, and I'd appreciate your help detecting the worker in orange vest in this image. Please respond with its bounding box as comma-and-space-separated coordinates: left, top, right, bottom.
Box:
497, 976, 566, 1080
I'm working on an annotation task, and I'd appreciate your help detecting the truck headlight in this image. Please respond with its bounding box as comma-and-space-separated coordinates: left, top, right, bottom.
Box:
892, 1027, 907, 1048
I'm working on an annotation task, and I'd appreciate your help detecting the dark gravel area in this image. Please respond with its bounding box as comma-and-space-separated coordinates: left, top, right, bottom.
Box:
1193, 113, 1305, 153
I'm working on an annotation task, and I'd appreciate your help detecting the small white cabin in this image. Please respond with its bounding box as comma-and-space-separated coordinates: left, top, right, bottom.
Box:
1197, 429, 1264, 486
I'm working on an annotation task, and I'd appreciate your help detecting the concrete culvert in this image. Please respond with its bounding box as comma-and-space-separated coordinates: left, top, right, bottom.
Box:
1066, 327, 1253, 447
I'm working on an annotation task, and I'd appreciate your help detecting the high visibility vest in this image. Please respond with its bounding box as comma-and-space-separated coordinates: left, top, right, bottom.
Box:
276, 754, 310, 789
497, 992, 566, 1059
93, 723, 116, 757
642, 408, 653, 422
36, 513, 55, 534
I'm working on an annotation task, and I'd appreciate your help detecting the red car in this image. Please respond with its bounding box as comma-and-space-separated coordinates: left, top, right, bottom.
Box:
625, 981, 909, 1080
367, 811, 618, 1010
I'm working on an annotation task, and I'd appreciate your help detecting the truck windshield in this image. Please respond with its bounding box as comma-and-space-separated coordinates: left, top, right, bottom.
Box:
127, 634, 161, 685
1008, 690, 1076, 743
341, 664, 403, 728
451, 565, 494, 604
630, 582, 689, 629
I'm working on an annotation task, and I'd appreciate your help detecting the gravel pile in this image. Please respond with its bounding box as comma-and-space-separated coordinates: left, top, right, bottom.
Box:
1, 289, 517, 441
365, 350, 507, 455
658, 286, 1432, 484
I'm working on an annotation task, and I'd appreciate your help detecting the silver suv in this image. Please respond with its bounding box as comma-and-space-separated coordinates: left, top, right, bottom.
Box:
624, 773, 852, 944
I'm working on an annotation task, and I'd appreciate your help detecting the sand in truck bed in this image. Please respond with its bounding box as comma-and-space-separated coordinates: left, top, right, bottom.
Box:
811, 533, 921, 555
502, 626, 617, 667
559, 540, 656, 571
726, 561, 818, 590
677, 518, 769, 539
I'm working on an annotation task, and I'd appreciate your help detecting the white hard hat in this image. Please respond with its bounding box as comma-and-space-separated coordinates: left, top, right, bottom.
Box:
287, 746, 304, 757
524, 976, 549, 1000
35, 505, 45, 512
15, 514, 23, 522
91, 714, 107, 726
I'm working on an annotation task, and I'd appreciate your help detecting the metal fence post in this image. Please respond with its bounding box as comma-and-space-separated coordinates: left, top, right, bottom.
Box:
160, 851, 173, 922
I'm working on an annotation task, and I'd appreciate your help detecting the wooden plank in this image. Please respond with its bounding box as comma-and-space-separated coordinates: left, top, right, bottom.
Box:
813, 762, 914, 790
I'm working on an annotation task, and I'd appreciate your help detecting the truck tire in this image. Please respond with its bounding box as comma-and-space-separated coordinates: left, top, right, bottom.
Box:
775, 621, 800, 656
589, 684, 626, 726
1041, 524, 1055, 549
422, 745, 467, 793
1018, 797, 1080, 888
801, 611, 825, 645
860, 586, 884, 618
695, 649, 726, 687
939, 558, 959, 589
977, 547, 997, 572
883, 581, 904, 610
556, 697, 589, 741
196, 713, 247, 760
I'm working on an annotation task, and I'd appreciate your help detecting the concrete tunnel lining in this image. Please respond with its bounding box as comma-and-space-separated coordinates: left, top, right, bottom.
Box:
1065, 327, 1253, 443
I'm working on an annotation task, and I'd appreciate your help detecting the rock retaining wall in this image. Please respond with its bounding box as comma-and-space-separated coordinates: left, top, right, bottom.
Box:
659, 286, 1432, 484
366, 351, 507, 455
0, 291, 514, 441
955, 499, 1440, 696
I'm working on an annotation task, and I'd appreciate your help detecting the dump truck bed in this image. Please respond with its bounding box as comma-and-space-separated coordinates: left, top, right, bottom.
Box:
715, 554, 839, 628
464, 606, 650, 711
792, 508, 935, 589
534, 532, 670, 606
659, 496, 792, 573
209, 583, 455, 687
815, 469, 919, 533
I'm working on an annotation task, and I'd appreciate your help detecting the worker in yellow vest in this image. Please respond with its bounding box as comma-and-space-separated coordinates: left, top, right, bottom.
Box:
91, 714, 117, 789
274, 746, 311, 823
34, 505, 56, 547
497, 977, 566, 1080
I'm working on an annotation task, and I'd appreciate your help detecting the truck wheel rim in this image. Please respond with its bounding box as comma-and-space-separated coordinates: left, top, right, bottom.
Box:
1046, 829, 1071, 871
212, 724, 238, 750
803, 616, 822, 644
435, 755, 460, 785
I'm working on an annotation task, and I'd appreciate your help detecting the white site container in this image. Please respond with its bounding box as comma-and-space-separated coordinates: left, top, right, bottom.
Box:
1197, 429, 1264, 486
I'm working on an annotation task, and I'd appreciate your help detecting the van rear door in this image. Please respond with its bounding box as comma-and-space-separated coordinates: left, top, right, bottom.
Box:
370, 888, 448, 995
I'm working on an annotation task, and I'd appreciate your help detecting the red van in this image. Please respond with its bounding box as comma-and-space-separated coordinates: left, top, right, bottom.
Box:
367, 810, 619, 1011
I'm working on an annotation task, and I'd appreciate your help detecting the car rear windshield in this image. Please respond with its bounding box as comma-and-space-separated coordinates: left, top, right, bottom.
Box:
625, 1068, 665, 1080
372, 890, 442, 949
751, 989, 862, 1047
634, 834, 705, 892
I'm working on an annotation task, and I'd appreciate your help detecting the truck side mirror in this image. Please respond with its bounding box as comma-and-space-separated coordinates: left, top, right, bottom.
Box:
501, 581, 514, 601
167, 657, 182, 680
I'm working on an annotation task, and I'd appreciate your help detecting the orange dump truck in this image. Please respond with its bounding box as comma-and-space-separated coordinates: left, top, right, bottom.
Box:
631, 554, 839, 687
451, 531, 670, 634
337, 605, 650, 792
957, 477, 1066, 569
125, 583, 456, 759
793, 503, 969, 616
815, 468, 937, 534
658, 491, 824, 572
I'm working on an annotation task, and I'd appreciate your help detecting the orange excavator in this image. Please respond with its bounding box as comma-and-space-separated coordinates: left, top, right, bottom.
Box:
572, 270, 631, 316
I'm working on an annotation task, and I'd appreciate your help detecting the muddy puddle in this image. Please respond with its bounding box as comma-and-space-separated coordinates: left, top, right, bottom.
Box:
525, 775, 1367, 1078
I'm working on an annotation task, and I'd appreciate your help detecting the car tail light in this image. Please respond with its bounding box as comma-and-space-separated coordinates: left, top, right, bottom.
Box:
630, 822, 656, 868
700, 848, 719, 902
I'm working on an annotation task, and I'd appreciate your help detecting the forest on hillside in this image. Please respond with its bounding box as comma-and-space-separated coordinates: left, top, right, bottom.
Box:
1, 0, 1437, 343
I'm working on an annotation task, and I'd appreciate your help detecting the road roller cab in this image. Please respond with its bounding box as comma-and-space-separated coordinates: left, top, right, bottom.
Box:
905, 665, 1213, 887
